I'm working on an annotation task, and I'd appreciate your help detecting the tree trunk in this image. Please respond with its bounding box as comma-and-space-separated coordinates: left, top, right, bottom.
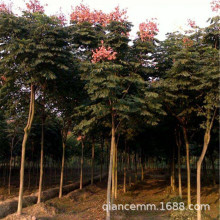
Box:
176, 132, 182, 198
80, 141, 84, 190
135, 154, 138, 183
106, 114, 115, 220
141, 162, 144, 181
17, 84, 35, 215
111, 135, 116, 203
114, 143, 117, 199
100, 140, 103, 182
183, 126, 191, 206
59, 141, 65, 198
197, 110, 216, 220
171, 145, 175, 192
8, 137, 14, 195
197, 131, 210, 220
38, 116, 45, 203
91, 141, 95, 185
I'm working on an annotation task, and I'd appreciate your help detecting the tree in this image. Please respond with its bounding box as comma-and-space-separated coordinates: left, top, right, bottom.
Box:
0, 1, 73, 212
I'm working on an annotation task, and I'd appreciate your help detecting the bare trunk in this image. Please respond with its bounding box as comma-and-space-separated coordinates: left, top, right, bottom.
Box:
177, 137, 182, 198
197, 132, 210, 220
171, 145, 175, 191
111, 135, 115, 204
38, 116, 45, 203
106, 114, 115, 220
8, 138, 14, 195
59, 142, 65, 198
91, 141, 94, 185
183, 127, 191, 206
100, 139, 103, 182
80, 141, 84, 190
114, 143, 117, 199
141, 162, 144, 181
17, 84, 35, 215
197, 110, 215, 220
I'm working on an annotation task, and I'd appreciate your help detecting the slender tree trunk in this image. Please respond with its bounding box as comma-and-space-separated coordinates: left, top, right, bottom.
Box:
135, 154, 138, 183
91, 141, 95, 185
114, 143, 117, 199
141, 162, 144, 181
100, 140, 103, 182
197, 132, 210, 220
176, 133, 182, 198
8, 138, 14, 195
59, 141, 65, 198
182, 126, 191, 206
80, 141, 84, 190
171, 145, 175, 191
38, 116, 45, 203
111, 135, 116, 203
128, 151, 131, 187
197, 110, 216, 220
17, 84, 35, 215
106, 114, 115, 220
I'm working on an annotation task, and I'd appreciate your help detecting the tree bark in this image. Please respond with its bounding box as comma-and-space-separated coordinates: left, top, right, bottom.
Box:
114, 143, 117, 199
106, 113, 115, 220
8, 137, 15, 195
17, 84, 35, 215
171, 145, 175, 192
80, 141, 84, 190
197, 110, 216, 220
59, 141, 65, 198
182, 126, 191, 206
100, 139, 103, 182
176, 130, 182, 198
37, 115, 45, 203
91, 141, 95, 185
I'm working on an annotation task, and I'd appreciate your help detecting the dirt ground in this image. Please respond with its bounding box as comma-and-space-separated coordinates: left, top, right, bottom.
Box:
3, 172, 219, 220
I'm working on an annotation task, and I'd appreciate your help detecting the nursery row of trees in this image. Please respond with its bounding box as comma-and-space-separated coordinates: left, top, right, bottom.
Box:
0, 1, 219, 220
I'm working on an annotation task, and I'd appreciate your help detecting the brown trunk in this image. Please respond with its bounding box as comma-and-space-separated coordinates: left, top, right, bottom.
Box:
176, 130, 182, 198
80, 140, 84, 190
171, 145, 175, 191
114, 143, 117, 199
38, 115, 45, 203
106, 113, 115, 220
91, 141, 95, 185
197, 132, 210, 220
100, 140, 103, 182
123, 165, 126, 193
17, 84, 35, 215
59, 141, 65, 198
111, 135, 115, 203
197, 110, 216, 220
183, 126, 191, 206
8, 137, 14, 195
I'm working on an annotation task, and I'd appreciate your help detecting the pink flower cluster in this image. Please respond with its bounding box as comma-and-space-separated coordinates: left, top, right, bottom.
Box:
139, 18, 159, 41
211, 0, 220, 12
52, 8, 67, 25
26, 0, 46, 13
91, 41, 117, 63
70, 4, 127, 26
187, 19, 196, 28
183, 37, 193, 47
0, 2, 11, 13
